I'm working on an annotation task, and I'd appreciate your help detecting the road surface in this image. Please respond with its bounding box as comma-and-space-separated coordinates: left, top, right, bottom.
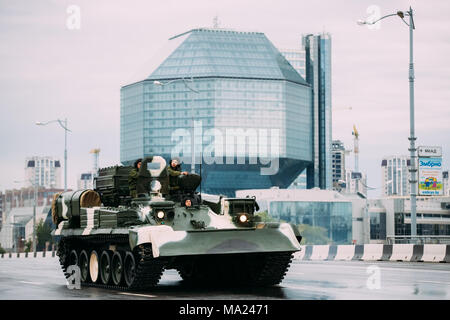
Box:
0, 257, 449, 300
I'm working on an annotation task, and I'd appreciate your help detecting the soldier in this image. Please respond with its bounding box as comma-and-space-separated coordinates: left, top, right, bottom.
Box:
167, 158, 188, 196
128, 156, 153, 197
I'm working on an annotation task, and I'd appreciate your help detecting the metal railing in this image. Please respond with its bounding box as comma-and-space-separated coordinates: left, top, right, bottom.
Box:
386, 235, 450, 244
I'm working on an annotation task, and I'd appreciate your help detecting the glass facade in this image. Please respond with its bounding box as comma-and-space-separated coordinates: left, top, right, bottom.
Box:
121, 28, 313, 196
279, 48, 306, 78
302, 33, 332, 190
120, 82, 145, 161
269, 200, 353, 244
320, 36, 332, 190
395, 212, 450, 236
369, 212, 386, 240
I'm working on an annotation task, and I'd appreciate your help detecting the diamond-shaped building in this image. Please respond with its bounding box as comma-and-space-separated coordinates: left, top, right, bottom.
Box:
121, 28, 313, 196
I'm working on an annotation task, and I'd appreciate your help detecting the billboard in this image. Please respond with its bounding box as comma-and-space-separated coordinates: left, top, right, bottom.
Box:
418, 157, 443, 196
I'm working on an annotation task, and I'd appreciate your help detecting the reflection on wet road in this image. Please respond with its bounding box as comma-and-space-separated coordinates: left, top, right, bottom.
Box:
0, 257, 449, 299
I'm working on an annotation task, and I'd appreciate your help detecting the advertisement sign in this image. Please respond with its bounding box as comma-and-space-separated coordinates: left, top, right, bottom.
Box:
418, 157, 443, 196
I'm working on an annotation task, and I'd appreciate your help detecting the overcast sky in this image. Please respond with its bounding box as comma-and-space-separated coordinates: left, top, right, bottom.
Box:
1, 0, 449, 197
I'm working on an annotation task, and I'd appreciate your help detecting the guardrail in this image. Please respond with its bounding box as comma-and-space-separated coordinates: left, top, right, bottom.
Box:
293, 244, 450, 263
386, 235, 450, 244
3, 245, 450, 263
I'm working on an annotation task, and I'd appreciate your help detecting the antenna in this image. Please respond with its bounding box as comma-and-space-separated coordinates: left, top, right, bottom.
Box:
352, 125, 359, 172
352, 125, 360, 193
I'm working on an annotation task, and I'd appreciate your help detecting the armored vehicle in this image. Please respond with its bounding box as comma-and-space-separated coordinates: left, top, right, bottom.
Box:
52, 156, 302, 290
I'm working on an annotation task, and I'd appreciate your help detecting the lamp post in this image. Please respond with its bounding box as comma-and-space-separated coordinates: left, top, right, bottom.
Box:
153, 78, 199, 173
14, 179, 37, 254
36, 118, 71, 191
357, 7, 418, 241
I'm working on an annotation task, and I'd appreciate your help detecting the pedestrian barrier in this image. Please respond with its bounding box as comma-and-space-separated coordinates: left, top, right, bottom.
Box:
445, 245, 450, 263
0, 250, 57, 259
361, 244, 384, 261
335, 245, 355, 260
327, 245, 338, 260
421, 244, 447, 262
292, 244, 447, 263
293, 245, 306, 260
411, 245, 423, 262
303, 245, 313, 260
352, 245, 364, 260
381, 244, 392, 260
390, 244, 415, 261
309, 245, 330, 260
1, 245, 448, 263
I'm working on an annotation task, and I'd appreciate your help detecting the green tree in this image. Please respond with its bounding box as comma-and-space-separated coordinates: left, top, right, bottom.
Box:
0, 244, 5, 254
255, 210, 275, 222
24, 240, 32, 253
297, 224, 330, 245
36, 219, 53, 250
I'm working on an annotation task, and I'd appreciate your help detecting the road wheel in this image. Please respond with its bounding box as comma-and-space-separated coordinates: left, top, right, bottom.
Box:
111, 251, 124, 286
124, 251, 136, 288
79, 250, 90, 283
68, 249, 78, 267
89, 250, 100, 283
100, 250, 112, 285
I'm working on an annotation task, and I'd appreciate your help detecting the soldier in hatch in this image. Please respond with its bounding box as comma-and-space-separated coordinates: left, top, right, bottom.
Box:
128, 156, 153, 198
167, 158, 188, 197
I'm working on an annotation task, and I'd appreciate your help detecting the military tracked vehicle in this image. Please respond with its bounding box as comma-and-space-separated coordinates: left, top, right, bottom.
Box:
52, 156, 302, 290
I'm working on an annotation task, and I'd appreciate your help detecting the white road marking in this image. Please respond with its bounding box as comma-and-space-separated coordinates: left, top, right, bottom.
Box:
282, 284, 311, 291
417, 281, 450, 286
19, 281, 44, 285
118, 292, 157, 298
288, 272, 305, 275
296, 262, 450, 274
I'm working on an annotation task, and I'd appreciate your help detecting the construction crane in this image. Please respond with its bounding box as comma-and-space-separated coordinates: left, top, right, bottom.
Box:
352, 124, 359, 172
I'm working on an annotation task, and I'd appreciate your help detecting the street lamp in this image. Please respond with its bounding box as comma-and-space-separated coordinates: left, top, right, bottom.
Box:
14, 179, 37, 254
153, 78, 199, 174
36, 118, 71, 191
357, 7, 418, 241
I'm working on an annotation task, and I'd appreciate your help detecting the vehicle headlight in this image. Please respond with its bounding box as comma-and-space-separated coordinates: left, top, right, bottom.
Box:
151, 180, 162, 192
156, 211, 165, 219
239, 214, 248, 223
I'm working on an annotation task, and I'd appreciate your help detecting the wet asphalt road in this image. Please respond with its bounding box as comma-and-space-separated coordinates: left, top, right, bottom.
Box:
0, 257, 449, 300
